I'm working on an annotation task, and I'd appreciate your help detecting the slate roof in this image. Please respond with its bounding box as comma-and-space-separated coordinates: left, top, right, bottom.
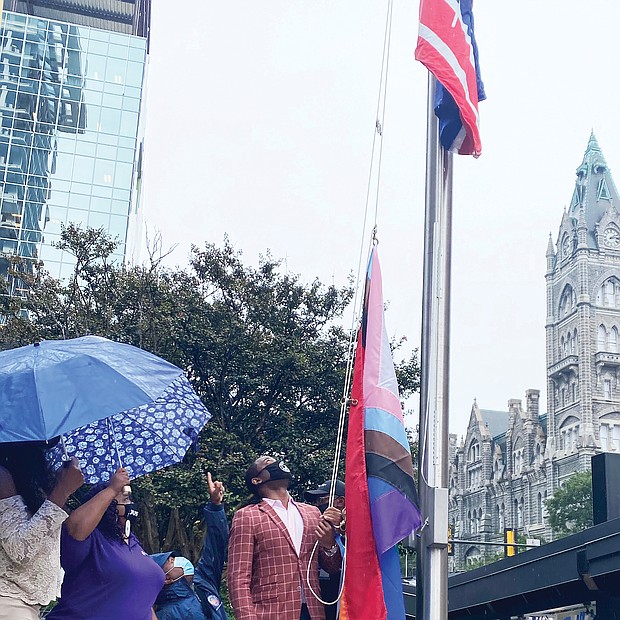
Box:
539, 413, 548, 434
480, 409, 509, 440
478, 409, 547, 442
567, 132, 620, 249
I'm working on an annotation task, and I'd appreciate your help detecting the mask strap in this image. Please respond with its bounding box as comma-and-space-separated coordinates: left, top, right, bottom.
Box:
164, 567, 183, 582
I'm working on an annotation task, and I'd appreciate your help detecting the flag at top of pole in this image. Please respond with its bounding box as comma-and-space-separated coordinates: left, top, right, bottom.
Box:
415, 0, 486, 157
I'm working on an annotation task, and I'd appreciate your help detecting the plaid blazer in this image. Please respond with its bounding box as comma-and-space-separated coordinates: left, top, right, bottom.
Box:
228, 499, 341, 620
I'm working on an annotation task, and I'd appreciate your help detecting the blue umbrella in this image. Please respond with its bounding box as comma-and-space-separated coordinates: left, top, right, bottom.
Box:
0, 336, 211, 483
47, 374, 210, 483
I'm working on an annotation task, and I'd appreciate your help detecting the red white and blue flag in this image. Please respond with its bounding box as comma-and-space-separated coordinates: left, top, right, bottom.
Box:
343, 247, 422, 620
415, 0, 486, 156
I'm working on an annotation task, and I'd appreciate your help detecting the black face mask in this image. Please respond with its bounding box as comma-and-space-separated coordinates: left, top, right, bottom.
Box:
318, 502, 329, 514
119, 502, 139, 539
116, 503, 139, 523
119, 503, 139, 522
260, 461, 293, 484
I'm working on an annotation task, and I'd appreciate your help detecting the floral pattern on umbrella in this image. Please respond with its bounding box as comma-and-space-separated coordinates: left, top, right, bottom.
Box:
48, 375, 211, 483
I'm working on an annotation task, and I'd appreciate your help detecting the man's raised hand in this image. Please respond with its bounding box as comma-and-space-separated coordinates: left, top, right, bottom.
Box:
207, 471, 224, 505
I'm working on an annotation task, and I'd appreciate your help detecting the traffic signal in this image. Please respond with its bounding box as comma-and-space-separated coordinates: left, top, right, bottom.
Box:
505, 528, 516, 557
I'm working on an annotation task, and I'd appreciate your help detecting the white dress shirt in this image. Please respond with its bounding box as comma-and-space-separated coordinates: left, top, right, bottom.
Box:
263, 495, 304, 554
263, 495, 306, 602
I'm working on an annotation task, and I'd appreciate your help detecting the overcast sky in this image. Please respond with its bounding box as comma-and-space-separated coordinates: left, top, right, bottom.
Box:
140, 1, 620, 438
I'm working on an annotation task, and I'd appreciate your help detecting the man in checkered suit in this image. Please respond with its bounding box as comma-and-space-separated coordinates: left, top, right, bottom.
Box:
228, 456, 342, 620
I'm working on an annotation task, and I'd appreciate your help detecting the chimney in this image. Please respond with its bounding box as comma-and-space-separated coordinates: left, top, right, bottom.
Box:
508, 399, 522, 416
525, 389, 540, 420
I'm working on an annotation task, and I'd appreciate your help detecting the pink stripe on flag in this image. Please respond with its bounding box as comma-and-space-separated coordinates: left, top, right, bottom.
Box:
362, 249, 404, 422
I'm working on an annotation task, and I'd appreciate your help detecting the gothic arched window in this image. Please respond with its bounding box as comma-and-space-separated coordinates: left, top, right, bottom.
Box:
600, 421, 620, 451
560, 419, 580, 451
512, 438, 525, 475
606, 281, 615, 306
559, 285, 576, 317
598, 324, 608, 351
468, 439, 480, 463
597, 278, 620, 308
573, 328, 578, 352
611, 327, 619, 353
601, 424, 609, 450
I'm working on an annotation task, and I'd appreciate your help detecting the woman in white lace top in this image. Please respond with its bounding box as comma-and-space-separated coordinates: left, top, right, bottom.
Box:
0, 440, 84, 620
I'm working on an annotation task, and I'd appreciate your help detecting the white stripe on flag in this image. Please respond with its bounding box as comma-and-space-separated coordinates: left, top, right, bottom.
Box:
450, 126, 467, 153
445, 0, 479, 84
418, 24, 480, 127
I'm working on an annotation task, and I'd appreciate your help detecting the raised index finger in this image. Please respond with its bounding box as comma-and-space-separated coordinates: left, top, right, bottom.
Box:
207, 471, 214, 490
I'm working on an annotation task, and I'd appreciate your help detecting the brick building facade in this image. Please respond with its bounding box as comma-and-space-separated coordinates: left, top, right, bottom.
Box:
448, 134, 620, 569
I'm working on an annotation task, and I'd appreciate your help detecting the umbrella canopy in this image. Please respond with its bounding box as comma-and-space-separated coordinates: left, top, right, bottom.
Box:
0, 336, 212, 483
0, 335, 184, 442
47, 374, 210, 483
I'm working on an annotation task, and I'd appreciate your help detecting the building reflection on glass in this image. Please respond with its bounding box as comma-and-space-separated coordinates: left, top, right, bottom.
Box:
0, 9, 147, 293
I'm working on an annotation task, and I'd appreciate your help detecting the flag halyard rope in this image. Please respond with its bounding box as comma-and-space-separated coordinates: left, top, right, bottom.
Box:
306, 0, 396, 606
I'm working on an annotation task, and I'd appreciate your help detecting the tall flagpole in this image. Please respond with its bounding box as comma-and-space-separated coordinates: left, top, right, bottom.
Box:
416, 74, 451, 620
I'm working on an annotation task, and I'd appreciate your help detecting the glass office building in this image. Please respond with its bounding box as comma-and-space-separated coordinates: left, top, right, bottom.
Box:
0, 1, 149, 292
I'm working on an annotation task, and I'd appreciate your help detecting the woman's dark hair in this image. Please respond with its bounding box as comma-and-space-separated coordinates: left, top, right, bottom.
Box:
82, 483, 125, 543
0, 441, 56, 515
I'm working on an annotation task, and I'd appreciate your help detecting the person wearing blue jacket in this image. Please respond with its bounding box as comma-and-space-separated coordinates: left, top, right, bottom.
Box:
151, 551, 204, 620
193, 473, 228, 620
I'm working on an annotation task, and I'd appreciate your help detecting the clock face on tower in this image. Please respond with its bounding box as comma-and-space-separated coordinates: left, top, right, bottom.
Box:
604, 227, 620, 248
562, 235, 571, 257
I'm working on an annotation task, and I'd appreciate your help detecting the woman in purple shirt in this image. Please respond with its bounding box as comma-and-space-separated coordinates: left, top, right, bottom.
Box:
47, 468, 164, 620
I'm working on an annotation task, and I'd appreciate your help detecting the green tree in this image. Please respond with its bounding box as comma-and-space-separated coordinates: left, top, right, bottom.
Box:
464, 550, 505, 571
545, 470, 593, 537
0, 225, 421, 560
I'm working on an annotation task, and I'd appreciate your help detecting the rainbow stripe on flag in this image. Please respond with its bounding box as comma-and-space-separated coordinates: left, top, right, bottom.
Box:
344, 246, 422, 619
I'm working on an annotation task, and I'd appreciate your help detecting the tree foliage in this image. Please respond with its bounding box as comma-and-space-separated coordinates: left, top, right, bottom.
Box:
545, 470, 593, 537
0, 225, 421, 560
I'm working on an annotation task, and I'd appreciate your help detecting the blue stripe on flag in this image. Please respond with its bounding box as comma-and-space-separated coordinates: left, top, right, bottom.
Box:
379, 546, 407, 620
368, 475, 397, 503
364, 407, 410, 452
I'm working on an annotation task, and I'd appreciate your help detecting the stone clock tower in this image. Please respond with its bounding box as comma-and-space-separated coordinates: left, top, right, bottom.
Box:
546, 133, 620, 483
